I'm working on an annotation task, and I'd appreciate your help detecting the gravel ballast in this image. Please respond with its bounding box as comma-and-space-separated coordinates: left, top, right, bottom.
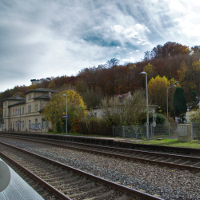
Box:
1, 137, 200, 200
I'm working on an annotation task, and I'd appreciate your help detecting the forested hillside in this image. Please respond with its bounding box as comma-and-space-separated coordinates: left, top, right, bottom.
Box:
1, 41, 200, 113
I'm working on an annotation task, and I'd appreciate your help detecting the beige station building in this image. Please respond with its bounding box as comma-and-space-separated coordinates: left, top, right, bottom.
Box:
0, 88, 58, 132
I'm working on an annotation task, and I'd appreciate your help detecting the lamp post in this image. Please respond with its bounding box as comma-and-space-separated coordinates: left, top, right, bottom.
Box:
140, 71, 149, 140
19, 108, 21, 131
63, 94, 67, 135
167, 82, 179, 122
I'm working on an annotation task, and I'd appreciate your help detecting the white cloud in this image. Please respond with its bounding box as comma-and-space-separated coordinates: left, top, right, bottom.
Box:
1, 0, 200, 92
120, 57, 135, 64
112, 24, 150, 45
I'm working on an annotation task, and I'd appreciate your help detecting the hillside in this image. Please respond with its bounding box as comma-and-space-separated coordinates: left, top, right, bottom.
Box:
1, 41, 200, 113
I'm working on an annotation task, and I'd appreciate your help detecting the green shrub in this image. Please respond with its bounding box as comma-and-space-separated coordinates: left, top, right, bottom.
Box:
155, 113, 165, 124
79, 117, 112, 136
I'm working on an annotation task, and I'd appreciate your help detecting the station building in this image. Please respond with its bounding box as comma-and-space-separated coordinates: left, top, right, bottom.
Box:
1, 88, 58, 132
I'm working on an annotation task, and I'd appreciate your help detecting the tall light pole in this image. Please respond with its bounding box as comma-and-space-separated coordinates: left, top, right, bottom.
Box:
63, 94, 67, 135
140, 71, 149, 140
167, 82, 179, 122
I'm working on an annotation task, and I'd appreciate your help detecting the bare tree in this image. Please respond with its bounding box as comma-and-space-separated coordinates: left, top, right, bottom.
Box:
101, 90, 146, 125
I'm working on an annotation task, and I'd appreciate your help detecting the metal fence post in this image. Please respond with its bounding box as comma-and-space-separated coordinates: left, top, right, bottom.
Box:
135, 125, 137, 139
191, 122, 194, 140
169, 123, 171, 139
123, 125, 125, 138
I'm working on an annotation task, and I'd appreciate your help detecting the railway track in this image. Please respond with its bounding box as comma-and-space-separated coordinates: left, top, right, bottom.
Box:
0, 141, 162, 200
2, 134, 200, 172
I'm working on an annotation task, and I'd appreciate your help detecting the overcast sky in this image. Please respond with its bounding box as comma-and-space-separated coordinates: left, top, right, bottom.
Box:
1, 0, 200, 92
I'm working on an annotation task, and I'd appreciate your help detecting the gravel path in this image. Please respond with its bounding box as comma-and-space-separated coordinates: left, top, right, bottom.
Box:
1, 137, 200, 200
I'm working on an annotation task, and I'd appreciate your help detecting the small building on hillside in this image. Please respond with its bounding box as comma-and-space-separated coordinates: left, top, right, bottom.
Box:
88, 92, 158, 118
1, 88, 58, 132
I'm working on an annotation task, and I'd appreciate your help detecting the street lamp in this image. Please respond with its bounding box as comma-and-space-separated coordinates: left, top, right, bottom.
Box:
167, 81, 179, 122
62, 94, 67, 135
140, 71, 149, 140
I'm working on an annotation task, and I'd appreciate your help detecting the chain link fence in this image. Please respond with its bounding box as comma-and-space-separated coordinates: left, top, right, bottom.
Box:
113, 122, 200, 140
192, 122, 200, 140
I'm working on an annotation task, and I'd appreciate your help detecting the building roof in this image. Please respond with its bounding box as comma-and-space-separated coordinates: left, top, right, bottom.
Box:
24, 88, 58, 94
2, 96, 25, 102
8, 100, 26, 107
116, 92, 131, 102
33, 94, 51, 99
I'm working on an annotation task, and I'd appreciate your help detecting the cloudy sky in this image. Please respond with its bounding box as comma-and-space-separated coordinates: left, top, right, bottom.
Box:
1, 0, 200, 92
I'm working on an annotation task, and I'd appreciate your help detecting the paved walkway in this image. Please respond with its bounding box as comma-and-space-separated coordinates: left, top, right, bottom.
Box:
0, 159, 43, 200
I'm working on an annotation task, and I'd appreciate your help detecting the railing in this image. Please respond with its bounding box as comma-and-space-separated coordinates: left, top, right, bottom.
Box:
113, 122, 200, 140
192, 122, 200, 140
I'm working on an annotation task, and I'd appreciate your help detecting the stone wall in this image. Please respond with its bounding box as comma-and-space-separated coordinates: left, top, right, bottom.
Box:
177, 124, 191, 142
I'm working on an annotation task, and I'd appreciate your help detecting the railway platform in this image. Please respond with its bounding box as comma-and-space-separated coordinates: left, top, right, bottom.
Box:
0, 158, 43, 200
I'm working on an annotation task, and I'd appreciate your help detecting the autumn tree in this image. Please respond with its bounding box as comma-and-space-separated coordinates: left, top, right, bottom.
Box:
173, 87, 187, 117
143, 63, 156, 80
48, 80, 56, 89
106, 58, 119, 68
191, 59, 200, 91
148, 75, 170, 112
127, 64, 137, 91
43, 89, 87, 132
191, 46, 200, 54
177, 61, 188, 87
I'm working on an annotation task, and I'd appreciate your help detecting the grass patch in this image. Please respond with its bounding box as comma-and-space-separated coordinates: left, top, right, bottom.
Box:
138, 138, 200, 149
44, 132, 200, 149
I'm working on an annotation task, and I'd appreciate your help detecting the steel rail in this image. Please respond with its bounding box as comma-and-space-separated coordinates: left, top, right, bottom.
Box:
2, 135, 200, 172
2, 132, 200, 155
0, 141, 162, 200
0, 152, 71, 200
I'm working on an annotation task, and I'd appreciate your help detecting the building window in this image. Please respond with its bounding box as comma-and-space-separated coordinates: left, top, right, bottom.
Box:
13, 109, 14, 115
18, 108, 20, 115
4, 110, 6, 117
28, 105, 31, 113
15, 121, 17, 128
35, 104, 38, 112
10, 122, 12, 130
5, 102, 7, 106
22, 107, 24, 114
10, 110, 12, 116
15, 109, 17, 115
28, 94, 31, 100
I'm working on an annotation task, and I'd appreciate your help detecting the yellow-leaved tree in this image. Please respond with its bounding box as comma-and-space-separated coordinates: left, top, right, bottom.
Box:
143, 63, 156, 79
43, 89, 87, 133
177, 61, 188, 86
148, 75, 171, 112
